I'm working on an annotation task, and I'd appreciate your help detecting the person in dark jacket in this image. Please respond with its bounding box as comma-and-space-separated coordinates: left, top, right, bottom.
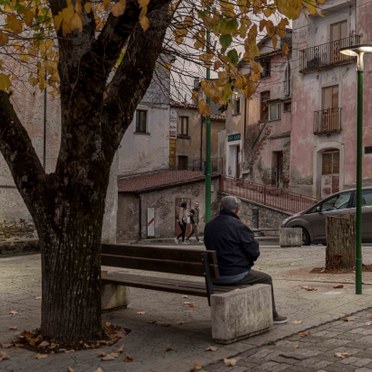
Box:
204, 195, 287, 324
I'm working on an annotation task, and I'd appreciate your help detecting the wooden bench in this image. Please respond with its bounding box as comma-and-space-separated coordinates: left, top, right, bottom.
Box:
101, 243, 273, 343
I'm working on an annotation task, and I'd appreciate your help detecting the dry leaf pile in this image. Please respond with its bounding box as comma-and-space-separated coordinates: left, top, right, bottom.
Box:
12, 322, 127, 354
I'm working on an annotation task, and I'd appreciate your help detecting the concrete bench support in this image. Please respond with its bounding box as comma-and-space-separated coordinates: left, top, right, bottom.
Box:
211, 284, 273, 344
101, 283, 129, 311
279, 227, 302, 247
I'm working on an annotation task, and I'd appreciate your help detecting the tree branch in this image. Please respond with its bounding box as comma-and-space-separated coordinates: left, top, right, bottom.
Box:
101, 4, 172, 152
0, 91, 46, 218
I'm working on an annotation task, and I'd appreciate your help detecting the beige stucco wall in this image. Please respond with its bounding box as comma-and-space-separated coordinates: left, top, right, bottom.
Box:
171, 105, 225, 172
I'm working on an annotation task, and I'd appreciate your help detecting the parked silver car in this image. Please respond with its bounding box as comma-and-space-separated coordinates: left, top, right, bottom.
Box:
281, 187, 372, 245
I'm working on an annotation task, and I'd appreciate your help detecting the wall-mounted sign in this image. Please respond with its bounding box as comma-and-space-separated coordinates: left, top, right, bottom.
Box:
228, 133, 241, 142
169, 109, 177, 139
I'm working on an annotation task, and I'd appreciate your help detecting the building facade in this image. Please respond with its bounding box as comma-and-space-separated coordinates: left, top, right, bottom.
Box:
170, 101, 225, 173
222, 30, 292, 186
290, 0, 372, 198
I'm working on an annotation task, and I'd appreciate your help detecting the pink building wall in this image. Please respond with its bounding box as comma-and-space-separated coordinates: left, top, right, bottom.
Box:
290, 0, 372, 198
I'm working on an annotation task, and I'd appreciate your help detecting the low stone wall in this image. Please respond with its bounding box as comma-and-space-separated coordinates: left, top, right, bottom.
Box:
0, 239, 39, 256
218, 193, 290, 235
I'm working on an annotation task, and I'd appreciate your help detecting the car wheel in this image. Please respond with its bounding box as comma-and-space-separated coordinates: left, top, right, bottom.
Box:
300, 228, 311, 246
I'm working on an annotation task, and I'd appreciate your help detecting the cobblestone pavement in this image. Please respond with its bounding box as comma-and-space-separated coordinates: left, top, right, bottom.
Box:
2, 244, 372, 371
205, 308, 372, 372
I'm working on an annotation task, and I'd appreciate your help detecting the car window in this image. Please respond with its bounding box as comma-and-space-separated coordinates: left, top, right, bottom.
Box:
362, 190, 372, 206
319, 191, 352, 211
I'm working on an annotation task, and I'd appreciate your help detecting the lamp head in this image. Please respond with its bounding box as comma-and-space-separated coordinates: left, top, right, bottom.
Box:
340, 44, 372, 71
340, 44, 372, 57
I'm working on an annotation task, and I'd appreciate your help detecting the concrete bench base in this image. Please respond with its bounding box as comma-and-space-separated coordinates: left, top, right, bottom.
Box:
279, 227, 302, 247
101, 283, 129, 311
211, 284, 273, 344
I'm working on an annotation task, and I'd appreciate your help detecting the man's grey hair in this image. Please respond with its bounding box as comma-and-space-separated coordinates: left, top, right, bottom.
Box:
220, 195, 241, 210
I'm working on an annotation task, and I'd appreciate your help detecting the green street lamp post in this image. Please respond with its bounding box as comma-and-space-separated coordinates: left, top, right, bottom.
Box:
205, 23, 212, 223
340, 44, 372, 294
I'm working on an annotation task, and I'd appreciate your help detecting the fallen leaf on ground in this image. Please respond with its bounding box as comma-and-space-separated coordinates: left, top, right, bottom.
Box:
136, 311, 145, 315
9, 310, 18, 316
292, 320, 302, 325
147, 320, 157, 324
191, 363, 202, 371
298, 331, 310, 337
301, 286, 317, 291
38, 341, 50, 348
0, 352, 10, 361
101, 353, 116, 361
164, 347, 172, 352
224, 358, 237, 366
368, 315, 372, 319
181, 295, 189, 298
183, 301, 197, 308
366, 321, 372, 326
124, 355, 133, 363
95, 368, 103, 372
333, 284, 344, 289
205, 345, 218, 351
0, 343, 12, 349
341, 317, 353, 322
33, 353, 48, 359
8, 326, 17, 331
67, 368, 75, 372
116, 345, 125, 353
335, 351, 350, 359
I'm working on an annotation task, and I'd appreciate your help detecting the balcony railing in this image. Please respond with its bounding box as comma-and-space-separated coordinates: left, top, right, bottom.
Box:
300, 35, 361, 72
314, 108, 342, 135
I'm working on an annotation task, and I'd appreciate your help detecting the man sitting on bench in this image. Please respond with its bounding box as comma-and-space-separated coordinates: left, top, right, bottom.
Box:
204, 195, 288, 325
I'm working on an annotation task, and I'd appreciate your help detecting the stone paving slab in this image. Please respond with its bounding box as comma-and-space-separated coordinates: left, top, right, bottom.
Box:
1, 245, 372, 371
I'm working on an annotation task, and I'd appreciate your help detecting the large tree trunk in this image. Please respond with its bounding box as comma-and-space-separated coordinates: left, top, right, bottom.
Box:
326, 214, 355, 270
38, 183, 108, 341
40, 214, 103, 341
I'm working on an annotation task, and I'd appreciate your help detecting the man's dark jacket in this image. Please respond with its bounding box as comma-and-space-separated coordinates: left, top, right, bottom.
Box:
204, 209, 260, 276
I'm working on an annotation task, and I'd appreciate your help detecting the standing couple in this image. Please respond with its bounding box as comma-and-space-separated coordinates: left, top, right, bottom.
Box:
175, 200, 202, 244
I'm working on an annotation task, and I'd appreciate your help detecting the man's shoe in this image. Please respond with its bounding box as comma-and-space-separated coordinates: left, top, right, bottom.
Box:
273, 314, 288, 324
174, 237, 179, 244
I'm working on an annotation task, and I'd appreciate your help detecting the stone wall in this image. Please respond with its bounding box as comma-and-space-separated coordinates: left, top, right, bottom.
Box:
117, 177, 220, 241
218, 193, 290, 233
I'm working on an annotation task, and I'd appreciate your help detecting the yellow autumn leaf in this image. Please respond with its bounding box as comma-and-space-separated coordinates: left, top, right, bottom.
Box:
84, 2, 92, 13
112, 0, 126, 17
24, 8, 34, 27
0, 74, 11, 91
282, 41, 289, 55
70, 13, 83, 32
198, 99, 211, 116
61, 4, 75, 23
103, 0, 110, 11
54, 13, 63, 31
6, 14, 23, 34
250, 60, 262, 75
140, 16, 150, 31
0, 31, 9, 46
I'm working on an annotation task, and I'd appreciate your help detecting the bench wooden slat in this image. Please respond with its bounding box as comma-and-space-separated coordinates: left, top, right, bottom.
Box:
101, 245, 220, 279
102, 254, 216, 277
102, 244, 217, 264
102, 272, 232, 297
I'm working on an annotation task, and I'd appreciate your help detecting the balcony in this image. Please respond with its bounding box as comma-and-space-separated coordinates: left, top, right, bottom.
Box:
300, 35, 361, 72
314, 108, 342, 135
